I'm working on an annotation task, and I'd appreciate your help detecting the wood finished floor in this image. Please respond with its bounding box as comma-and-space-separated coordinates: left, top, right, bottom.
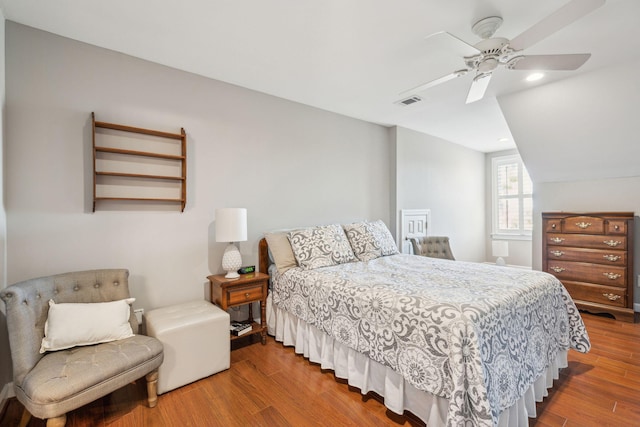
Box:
1, 313, 639, 426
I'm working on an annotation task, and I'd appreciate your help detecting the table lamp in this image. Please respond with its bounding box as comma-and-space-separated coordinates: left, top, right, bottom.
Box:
215, 208, 247, 279
492, 240, 509, 266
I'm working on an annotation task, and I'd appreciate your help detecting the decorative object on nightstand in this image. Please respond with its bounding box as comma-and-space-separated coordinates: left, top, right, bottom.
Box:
208, 272, 270, 345
492, 240, 509, 266
215, 208, 247, 279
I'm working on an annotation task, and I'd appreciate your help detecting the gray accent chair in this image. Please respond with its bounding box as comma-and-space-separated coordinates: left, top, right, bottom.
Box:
0, 269, 164, 427
410, 236, 455, 260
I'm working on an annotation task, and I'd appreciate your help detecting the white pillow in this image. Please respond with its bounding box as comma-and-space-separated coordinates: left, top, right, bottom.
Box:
40, 298, 135, 353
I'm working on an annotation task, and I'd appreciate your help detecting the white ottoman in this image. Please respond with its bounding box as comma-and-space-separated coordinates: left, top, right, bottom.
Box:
145, 300, 230, 394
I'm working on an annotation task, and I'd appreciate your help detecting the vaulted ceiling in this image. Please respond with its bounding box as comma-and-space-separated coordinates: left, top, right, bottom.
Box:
1, 0, 638, 152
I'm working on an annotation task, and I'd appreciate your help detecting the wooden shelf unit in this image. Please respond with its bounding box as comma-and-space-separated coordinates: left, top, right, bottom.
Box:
92, 113, 187, 212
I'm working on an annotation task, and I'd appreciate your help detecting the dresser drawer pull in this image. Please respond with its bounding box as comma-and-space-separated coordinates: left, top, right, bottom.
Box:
245, 292, 251, 299
602, 293, 622, 301
603, 240, 622, 247
603, 254, 621, 262
575, 221, 591, 229
550, 250, 564, 257
550, 237, 565, 244
550, 266, 565, 273
603, 272, 622, 280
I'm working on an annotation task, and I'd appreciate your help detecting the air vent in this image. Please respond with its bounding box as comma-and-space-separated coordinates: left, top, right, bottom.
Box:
396, 96, 422, 106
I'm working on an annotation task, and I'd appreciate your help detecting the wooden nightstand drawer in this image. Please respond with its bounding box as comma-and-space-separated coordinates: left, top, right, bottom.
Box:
228, 285, 263, 305
208, 272, 270, 345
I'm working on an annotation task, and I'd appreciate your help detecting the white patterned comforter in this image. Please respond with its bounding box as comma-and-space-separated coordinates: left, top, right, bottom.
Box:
270, 254, 590, 426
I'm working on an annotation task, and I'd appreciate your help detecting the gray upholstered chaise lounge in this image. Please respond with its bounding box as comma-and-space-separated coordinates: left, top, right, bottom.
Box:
0, 269, 164, 427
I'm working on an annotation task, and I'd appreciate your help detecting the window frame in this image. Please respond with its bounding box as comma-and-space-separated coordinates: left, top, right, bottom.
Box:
491, 154, 533, 240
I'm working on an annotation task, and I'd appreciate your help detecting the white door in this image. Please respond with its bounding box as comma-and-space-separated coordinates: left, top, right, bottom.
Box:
399, 209, 430, 254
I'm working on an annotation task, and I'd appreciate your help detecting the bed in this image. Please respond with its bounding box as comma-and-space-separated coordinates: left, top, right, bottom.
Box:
258, 221, 590, 427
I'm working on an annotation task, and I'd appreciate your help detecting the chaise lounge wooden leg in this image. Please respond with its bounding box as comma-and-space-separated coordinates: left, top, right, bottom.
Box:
18, 407, 31, 427
46, 414, 67, 427
146, 369, 159, 408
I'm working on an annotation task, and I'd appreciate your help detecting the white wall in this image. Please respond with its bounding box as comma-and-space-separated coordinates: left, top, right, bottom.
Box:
5, 22, 391, 310
499, 58, 640, 184
394, 126, 486, 262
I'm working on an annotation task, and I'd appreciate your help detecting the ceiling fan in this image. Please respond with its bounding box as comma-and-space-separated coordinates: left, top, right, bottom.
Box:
399, 0, 605, 104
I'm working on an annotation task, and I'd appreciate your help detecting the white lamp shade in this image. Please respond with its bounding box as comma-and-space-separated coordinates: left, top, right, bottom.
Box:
215, 208, 247, 243
492, 240, 509, 257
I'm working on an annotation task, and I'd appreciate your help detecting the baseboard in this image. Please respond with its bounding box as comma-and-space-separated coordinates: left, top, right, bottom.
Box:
0, 382, 15, 417
634, 303, 640, 312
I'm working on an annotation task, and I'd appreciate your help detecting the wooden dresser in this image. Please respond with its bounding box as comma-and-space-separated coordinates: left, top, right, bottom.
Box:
542, 212, 636, 323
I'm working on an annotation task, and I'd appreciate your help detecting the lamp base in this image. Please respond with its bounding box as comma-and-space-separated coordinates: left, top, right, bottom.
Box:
495, 257, 506, 266
222, 243, 242, 280
224, 271, 240, 279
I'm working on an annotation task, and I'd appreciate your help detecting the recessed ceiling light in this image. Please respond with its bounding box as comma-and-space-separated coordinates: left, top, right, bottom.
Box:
526, 72, 544, 82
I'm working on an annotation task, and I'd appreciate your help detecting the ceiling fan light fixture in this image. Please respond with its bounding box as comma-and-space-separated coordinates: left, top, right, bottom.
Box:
526, 72, 545, 82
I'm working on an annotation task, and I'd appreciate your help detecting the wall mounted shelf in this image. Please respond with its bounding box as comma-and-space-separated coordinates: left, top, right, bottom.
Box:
92, 112, 187, 212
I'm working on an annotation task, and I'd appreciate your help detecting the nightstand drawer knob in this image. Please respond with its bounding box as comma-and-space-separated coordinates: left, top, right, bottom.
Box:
245, 292, 250, 299
550, 237, 565, 244
550, 250, 564, 257
550, 266, 565, 273
603, 272, 622, 280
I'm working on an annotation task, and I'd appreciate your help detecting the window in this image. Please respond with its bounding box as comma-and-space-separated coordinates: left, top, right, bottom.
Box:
492, 154, 533, 238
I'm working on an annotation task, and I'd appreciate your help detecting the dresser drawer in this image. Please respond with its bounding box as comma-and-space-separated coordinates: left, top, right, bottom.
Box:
545, 219, 562, 233
547, 260, 626, 287
606, 219, 628, 235
562, 280, 627, 307
228, 284, 264, 305
562, 216, 605, 234
546, 246, 627, 266
546, 233, 626, 250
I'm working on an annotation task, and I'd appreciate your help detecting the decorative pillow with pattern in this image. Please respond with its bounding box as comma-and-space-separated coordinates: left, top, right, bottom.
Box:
342, 221, 379, 261
288, 224, 356, 270
369, 219, 399, 256
343, 220, 398, 261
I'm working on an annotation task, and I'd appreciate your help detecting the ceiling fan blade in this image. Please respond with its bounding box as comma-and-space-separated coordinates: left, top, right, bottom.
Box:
509, 53, 591, 70
466, 73, 492, 104
424, 31, 481, 57
399, 69, 468, 97
509, 0, 605, 51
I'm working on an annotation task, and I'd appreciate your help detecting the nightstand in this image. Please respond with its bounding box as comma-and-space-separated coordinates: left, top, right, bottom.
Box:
207, 272, 269, 345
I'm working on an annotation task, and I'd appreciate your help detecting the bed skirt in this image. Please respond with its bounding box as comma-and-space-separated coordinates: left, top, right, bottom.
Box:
266, 294, 567, 426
